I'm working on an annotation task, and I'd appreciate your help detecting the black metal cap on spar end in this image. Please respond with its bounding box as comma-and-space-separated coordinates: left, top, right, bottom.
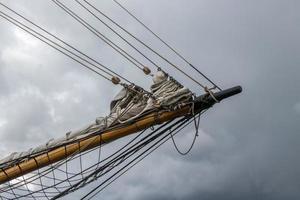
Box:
194, 85, 242, 111
213, 85, 242, 102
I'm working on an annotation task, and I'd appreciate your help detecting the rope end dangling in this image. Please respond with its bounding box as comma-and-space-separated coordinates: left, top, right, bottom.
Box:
111, 76, 121, 85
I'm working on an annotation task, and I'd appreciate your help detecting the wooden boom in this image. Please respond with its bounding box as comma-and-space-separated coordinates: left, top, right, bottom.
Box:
0, 86, 242, 184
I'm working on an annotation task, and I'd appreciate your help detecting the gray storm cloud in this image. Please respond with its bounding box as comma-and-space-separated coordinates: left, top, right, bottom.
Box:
0, 0, 300, 200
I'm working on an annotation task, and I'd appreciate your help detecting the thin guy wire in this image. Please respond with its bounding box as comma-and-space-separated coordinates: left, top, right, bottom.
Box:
86, 116, 195, 199
81, 116, 191, 199
51, 121, 175, 199
0, 12, 112, 82
83, 0, 207, 89
0, 2, 132, 84
53, 0, 145, 72
1, 101, 148, 192
8, 124, 151, 198
113, 0, 221, 90
63, 119, 180, 199
83, 110, 207, 199
76, 0, 165, 74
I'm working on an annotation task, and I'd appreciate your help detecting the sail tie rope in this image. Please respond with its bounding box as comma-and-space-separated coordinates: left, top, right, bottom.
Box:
205, 86, 219, 103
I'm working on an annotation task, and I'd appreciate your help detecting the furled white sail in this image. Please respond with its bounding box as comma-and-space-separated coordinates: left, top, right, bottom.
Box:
0, 71, 192, 168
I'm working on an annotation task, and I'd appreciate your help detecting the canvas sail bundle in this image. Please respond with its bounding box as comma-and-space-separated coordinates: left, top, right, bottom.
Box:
0, 71, 192, 169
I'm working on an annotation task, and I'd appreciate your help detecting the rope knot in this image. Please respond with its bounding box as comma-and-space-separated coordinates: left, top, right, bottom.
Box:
204, 86, 219, 103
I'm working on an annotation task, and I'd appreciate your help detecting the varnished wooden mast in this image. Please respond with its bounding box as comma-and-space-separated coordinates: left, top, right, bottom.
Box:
0, 86, 242, 184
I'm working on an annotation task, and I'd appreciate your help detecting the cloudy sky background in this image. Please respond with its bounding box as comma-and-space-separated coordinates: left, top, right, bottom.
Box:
0, 0, 300, 199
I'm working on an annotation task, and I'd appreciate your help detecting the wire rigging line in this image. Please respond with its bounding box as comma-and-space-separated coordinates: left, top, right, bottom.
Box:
1, 97, 155, 197
0, 104, 159, 197
75, 0, 165, 76
0, 2, 219, 199
0, 2, 132, 84
0, 11, 112, 83
50, 120, 176, 199
0, 128, 148, 197
3, 102, 159, 198
84, 116, 197, 199
52, 0, 148, 74
113, 0, 222, 91
82, 0, 208, 90
81, 108, 208, 199
0, 99, 148, 172
81, 116, 193, 200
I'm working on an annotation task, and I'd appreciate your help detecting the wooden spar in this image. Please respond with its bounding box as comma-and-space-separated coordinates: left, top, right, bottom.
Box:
0, 86, 242, 184
0, 107, 190, 184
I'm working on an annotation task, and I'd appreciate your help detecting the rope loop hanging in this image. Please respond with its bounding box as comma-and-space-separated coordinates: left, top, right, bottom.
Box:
170, 111, 201, 156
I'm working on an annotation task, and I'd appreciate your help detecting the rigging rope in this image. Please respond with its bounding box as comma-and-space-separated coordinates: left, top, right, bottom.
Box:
0, 86, 154, 199
47, 120, 177, 199
75, 0, 158, 77
113, 0, 222, 91
86, 115, 197, 199
79, 0, 206, 90
81, 115, 194, 199
170, 109, 204, 156
0, 3, 153, 95
84, 107, 207, 199
71, 118, 185, 199
52, 0, 148, 75
0, 94, 203, 200
0, 2, 218, 199
0, 11, 111, 83
0, 125, 150, 199
76, 0, 176, 78
0, 2, 132, 84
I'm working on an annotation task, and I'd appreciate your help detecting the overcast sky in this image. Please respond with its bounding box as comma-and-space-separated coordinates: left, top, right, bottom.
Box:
0, 0, 300, 199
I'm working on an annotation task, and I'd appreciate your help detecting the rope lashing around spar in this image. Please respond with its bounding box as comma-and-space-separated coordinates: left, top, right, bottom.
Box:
205, 86, 220, 103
